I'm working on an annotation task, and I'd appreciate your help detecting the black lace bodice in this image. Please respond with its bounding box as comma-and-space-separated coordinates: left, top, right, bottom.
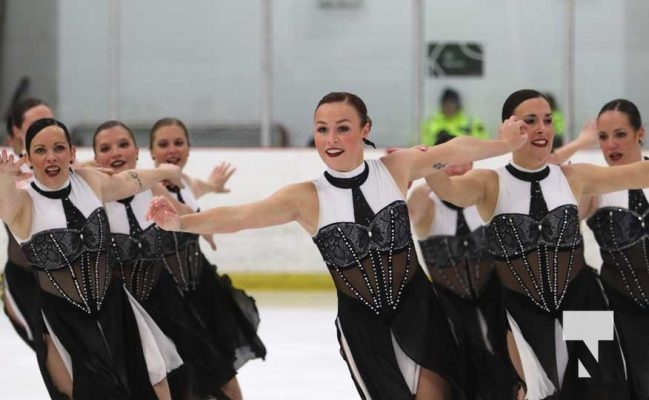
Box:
588, 207, 649, 251
419, 227, 494, 299
110, 225, 165, 301
313, 201, 418, 315
315, 201, 411, 267
111, 225, 160, 263
23, 209, 109, 271
159, 231, 202, 292
419, 228, 490, 267
21, 208, 111, 314
485, 205, 581, 259
485, 205, 584, 313
587, 207, 649, 308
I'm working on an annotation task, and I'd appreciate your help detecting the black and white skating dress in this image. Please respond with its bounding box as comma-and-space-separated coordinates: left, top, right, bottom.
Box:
312, 159, 464, 400
587, 187, 649, 398
484, 162, 628, 400
106, 189, 238, 398
417, 192, 514, 399
2, 173, 40, 350
17, 173, 182, 400
165, 180, 266, 371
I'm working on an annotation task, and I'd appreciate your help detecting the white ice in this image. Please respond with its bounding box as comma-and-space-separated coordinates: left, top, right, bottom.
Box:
0, 291, 360, 400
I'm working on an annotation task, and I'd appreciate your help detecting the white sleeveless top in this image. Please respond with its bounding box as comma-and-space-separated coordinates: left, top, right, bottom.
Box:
104, 190, 155, 234
491, 162, 577, 220
20, 172, 103, 243
313, 158, 403, 232
423, 191, 484, 238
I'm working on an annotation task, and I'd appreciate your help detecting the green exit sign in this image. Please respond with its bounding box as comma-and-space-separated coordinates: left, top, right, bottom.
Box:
427, 42, 483, 77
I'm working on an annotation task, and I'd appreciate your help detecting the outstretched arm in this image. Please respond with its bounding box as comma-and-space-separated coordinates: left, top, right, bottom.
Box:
425, 168, 496, 209
565, 160, 649, 197
77, 163, 183, 203
147, 182, 315, 235
383, 116, 525, 191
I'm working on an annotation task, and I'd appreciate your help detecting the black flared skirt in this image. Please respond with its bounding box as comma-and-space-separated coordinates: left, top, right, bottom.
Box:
3, 260, 40, 349
434, 272, 516, 400
504, 267, 629, 400
38, 281, 158, 400
601, 279, 649, 400
140, 269, 235, 399
184, 257, 266, 370
335, 268, 466, 400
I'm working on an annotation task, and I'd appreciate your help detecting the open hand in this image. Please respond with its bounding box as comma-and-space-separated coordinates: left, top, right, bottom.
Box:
0, 149, 31, 181
146, 195, 182, 231
207, 162, 236, 193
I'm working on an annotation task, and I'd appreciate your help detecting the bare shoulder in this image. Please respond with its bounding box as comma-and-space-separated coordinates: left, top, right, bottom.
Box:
274, 181, 319, 234
276, 181, 318, 206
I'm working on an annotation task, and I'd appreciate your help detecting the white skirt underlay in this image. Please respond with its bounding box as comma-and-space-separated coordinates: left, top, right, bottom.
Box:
336, 317, 421, 399
4, 278, 34, 341
42, 287, 184, 385
507, 310, 568, 400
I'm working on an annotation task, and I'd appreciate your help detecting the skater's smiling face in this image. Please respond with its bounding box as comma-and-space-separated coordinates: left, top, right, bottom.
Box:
510, 97, 554, 169
150, 120, 190, 170
313, 93, 371, 172
93, 122, 139, 173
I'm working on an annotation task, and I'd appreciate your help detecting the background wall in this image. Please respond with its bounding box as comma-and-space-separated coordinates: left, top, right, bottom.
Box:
1, 0, 647, 148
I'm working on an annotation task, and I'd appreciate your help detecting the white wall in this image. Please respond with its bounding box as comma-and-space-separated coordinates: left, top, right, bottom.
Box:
1, 0, 646, 148
0, 147, 609, 274
0, 0, 58, 113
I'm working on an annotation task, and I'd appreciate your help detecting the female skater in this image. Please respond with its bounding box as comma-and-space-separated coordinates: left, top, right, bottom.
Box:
0, 118, 184, 399
407, 131, 516, 400
147, 91, 527, 399
581, 99, 649, 399
423, 89, 638, 399
93, 120, 243, 399
149, 118, 267, 379
2, 97, 53, 349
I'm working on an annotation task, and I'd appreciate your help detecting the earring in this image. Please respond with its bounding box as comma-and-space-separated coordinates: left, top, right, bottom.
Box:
29, 165, 33, 170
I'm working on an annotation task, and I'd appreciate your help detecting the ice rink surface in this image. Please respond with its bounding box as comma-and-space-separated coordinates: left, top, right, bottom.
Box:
0, 291, 360, 400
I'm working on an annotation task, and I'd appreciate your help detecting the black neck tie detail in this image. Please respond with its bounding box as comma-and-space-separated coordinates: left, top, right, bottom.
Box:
117, 196, 143, 236
442, 200, 471, 237
166, 185, 185, 204
506, 164, 551, 221
31, 182, 86, 230
628, 189, 649, 215
324, 162, 375, 227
